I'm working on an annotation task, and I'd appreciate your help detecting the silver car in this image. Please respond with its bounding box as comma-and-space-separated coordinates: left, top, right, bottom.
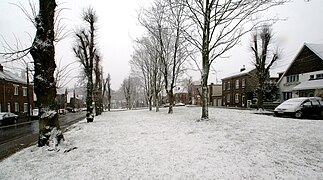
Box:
274, 97, 323, 119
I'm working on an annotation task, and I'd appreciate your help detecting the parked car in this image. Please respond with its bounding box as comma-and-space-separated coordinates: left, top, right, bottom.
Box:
274, 97, 323, 119
0, 112, 18, 126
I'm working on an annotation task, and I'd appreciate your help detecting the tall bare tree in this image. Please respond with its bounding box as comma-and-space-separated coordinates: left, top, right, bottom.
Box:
103, 73, 112, 111
251, 25, 279, 110
73, 7, 98, 121
182, 0, 287, 120
0, 0, 71, 147
94, 54, 103, 115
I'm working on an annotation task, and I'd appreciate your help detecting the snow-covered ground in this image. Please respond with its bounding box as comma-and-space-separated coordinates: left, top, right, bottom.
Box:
1, 107, 322, 179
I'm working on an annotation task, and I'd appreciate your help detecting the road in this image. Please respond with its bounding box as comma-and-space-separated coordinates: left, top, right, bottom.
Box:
0, 111, 86, 161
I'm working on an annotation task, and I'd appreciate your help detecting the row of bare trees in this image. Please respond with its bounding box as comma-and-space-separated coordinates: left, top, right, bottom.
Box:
0, 2, 112, 147
73, 7, 112, 117
130, 0, 287, 119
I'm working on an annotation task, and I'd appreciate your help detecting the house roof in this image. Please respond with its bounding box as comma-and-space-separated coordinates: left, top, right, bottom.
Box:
0, 69, 26, 85
277, 43, 323, 84
292, 79, 323, 90
221, 68, 256, 80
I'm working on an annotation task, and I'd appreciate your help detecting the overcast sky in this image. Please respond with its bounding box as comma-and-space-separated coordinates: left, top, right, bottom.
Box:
1, 0, 323, 90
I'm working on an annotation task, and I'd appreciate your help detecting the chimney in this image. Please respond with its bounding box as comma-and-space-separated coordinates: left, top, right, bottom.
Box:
240, 65, 246, 72
0, 64, 3, 72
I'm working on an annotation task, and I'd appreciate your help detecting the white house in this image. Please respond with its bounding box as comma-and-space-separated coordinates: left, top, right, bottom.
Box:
277, 43, 323, 101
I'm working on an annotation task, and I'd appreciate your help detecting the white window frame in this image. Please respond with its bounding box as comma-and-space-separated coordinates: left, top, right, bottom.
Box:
242, 79, 245, 88
235, 79, 239, 89
14, 85, 19, 95
23, 87, 28, 96
235, 93, 239, 103
15, 102, 19, 112
24, 103, 28, 113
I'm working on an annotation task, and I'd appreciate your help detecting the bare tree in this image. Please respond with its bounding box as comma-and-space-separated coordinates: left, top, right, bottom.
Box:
130, 35, 163, 111
94, 54, 103, 115
251, 25, 279, 110
139, 0, 188, 114
73, 6, 98, 122
182, 0, 287, 120
121, 77, 132, 109
103, 73, 112, 111
0, 0, 72, 147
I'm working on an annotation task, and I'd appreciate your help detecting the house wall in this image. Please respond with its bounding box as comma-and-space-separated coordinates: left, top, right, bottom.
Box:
222, 70, 257, 107
0, 80, 34, 114
279, 70, 323, 100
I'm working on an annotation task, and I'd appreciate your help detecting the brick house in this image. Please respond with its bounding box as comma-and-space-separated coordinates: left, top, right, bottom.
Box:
277, 43, 323, 101
0, 64, 34, 117
222, 67, 257, 107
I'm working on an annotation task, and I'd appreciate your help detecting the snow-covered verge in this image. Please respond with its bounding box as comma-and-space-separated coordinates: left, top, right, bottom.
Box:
0, 107, 322, 179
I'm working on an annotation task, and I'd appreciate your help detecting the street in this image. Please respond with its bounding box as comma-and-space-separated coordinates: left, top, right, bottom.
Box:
0, 111, 86, 161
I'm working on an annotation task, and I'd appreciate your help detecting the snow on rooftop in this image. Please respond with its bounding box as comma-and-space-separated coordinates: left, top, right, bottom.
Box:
0, 107, 322, 179
0, 69, 26, 84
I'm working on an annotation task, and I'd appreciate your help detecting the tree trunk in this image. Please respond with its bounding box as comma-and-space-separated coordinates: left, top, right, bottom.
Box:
201, 70, 209, 120
200, 0, 211, 120
86, 73, 94, 115
30, 0, 61, 147
155, 94, 159, 112
168, 91, 174, 114
148, 96, 152, 111
256, 87, 264, 110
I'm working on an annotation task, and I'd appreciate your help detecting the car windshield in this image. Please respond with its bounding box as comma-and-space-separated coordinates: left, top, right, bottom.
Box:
284, 98, 306, 103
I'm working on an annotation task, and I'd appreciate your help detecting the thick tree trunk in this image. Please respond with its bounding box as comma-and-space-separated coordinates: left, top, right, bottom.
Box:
30, 0, 62, 147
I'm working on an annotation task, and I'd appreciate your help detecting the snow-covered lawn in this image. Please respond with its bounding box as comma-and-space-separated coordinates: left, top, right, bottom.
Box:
1, 107, 322, 179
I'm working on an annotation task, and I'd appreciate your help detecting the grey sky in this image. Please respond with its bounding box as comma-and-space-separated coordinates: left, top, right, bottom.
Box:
1, 0, 323, 89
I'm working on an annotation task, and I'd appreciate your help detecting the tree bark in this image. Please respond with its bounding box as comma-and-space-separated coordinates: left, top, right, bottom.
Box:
30, 0, 61, 147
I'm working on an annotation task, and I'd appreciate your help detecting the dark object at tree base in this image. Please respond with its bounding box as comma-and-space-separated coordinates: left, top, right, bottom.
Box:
86, 112, 94, 123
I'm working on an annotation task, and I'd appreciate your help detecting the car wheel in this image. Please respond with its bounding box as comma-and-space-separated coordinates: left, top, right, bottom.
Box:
294, 111, 302, 118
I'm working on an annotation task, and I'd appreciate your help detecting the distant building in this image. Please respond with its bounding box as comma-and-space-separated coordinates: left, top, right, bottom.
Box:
208, 83, 222, 106
0, 64, 34, 117
277, 43, 323, 101
173, 85, 190, 104
191, 81, 201, 105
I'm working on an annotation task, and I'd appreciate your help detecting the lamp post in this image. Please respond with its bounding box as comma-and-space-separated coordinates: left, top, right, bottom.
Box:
26, 63, 31, 121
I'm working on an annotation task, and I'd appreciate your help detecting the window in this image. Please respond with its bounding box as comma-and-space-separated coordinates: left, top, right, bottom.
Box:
241, 79, 245, 88
24, 103, 28, 113
227, 82, 231, 90
316, 73, 323, 79
286, 75, 299, 83
309, 75, 314, 80
235, 93, 239, 103
23, 87, 28, 96
14, 85, 19, 95
15, 102, 19, 112
283, 92, 292, 100
226, 94, 230, 103
235, 80, 239, 89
